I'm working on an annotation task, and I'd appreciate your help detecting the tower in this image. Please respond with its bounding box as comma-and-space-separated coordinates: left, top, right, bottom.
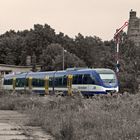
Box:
127, 10, 140, 46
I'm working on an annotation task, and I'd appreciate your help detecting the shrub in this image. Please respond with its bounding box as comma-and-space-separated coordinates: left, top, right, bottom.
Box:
1, 91, 140, 140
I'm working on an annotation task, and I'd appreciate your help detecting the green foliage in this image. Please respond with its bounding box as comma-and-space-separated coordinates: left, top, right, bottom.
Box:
119, 39, 140, 93
40, 43, 85, 71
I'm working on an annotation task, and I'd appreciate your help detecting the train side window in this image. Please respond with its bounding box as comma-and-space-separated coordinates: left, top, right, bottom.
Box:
32, 78, 44, 87
55, 76, 63, 87
77, 74, 83, 84
37, 79, 39, 87
4, 79, 12, 85
49, 77, 53, 87
5, 79, 8, 85
39, 79, 44, 87
83, 74, 94, 84
20, 78, 25, 87
26, 78, 29, 86
4, 79, 6, 85
16, 79, 19, 87
73, 74, 83, 84
16, 78, 25, 87
9, 79, 12, 85
63, 75, 67, 86
73, 75, 78, 84
32, 78, 36, 87
54, 77, 58, 87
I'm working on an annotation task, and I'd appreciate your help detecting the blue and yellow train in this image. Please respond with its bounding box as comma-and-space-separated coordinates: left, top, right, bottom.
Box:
2, 68, 119, 95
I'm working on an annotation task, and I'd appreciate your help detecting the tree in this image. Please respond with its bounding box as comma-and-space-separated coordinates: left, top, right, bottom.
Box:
119, 38, 140, 93
39, 43, 62, 71
40, 43, 86, 71
53, 52, 86, 70
74, 33, 103, 67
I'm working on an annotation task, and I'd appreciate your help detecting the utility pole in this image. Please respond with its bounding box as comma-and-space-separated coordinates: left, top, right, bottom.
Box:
63, 48, 64, 70
62, 48, 67, 70
114, 21, 128, 73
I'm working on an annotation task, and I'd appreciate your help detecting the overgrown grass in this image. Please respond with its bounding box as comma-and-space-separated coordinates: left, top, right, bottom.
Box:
0, 90, 140, 140
0, 90, 41, 111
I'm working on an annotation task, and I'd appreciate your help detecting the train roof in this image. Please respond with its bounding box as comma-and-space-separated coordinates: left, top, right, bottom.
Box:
94, 68, 115, 74
3, 68, 115, 79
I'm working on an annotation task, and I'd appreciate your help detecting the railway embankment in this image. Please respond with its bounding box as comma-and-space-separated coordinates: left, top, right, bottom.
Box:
0, 91, 140, 140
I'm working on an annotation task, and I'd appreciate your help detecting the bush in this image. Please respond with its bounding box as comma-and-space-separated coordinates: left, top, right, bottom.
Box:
119, 72, 139, 94
27, 94, 140, 140
1, 91, 140, 140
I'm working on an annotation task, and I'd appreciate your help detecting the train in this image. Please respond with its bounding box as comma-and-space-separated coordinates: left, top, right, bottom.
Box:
2, 68, 119, 96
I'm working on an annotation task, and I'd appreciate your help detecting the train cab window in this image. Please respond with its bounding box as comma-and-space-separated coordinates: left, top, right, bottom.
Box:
83, 74, 94, 84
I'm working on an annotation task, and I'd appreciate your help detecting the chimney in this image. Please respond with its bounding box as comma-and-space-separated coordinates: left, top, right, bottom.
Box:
130, 9, 136, 19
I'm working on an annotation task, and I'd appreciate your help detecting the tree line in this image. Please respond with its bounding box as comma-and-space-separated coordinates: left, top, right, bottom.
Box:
0, 24, 139, 93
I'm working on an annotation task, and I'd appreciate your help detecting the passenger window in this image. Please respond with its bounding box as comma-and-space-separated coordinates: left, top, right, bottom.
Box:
16, 79, 19, 87
49, 77, 53, 87
73, 75, 78, 84
32, 79, 36, 87
16, 78, 25, 87
83, 74, 95, 84
4, 79, 12, 85
39, 79, 44, 87
26, 78, 28, 86
55, 76, 63, 87
9, 79, 12, 85
72, 74, 83, 84
78, 74, 83, 84
32, 78, 44, 87
63, 75, 67, 86
4, 79, 6, 85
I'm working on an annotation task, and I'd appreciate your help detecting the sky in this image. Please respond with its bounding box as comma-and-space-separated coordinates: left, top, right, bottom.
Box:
0, 0, 140, 41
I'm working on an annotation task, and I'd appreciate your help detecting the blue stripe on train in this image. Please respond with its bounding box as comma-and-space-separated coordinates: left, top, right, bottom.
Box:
81, 91, 107, 95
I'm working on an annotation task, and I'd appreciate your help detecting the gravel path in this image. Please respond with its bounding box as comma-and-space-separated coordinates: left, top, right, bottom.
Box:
0, 110, 53, 140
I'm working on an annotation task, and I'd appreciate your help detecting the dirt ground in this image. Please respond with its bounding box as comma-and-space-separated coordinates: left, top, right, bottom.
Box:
0, 110, 53, 140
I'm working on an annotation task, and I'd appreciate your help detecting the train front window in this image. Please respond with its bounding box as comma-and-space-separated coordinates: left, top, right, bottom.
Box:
99, 73, 116, 86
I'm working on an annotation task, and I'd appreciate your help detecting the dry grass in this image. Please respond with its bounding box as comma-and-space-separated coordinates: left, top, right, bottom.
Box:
0, 90, 41, 111
27, 93, 140, 140
0, 90, 140, 140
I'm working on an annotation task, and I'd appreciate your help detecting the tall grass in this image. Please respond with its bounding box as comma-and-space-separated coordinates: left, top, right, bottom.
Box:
0, 90, 140, 140
27, 93, 140, 140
